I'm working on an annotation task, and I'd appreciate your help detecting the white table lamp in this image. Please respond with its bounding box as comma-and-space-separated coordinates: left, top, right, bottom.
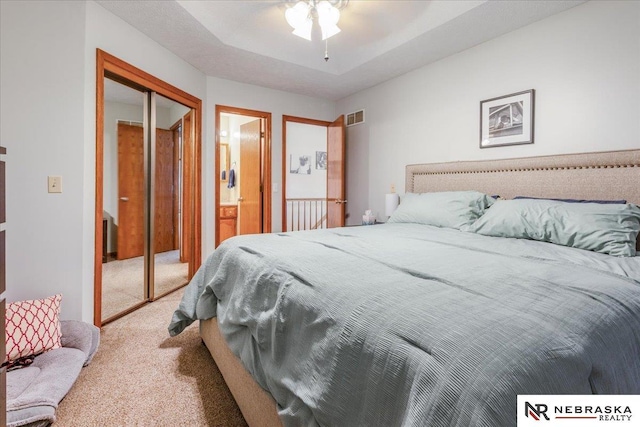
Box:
385, 193, 399, 218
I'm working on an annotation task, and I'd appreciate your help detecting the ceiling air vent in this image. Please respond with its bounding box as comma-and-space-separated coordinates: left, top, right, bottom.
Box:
346, 109, 365, 127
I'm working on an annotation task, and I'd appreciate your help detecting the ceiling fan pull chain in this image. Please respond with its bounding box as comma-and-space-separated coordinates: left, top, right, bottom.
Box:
324, 39, 329, 62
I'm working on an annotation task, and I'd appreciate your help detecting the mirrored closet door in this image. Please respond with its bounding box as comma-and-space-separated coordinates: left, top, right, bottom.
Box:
100, 82, 194, 323
151, 94, 191, 300
102, 78, 146, 321
96, 50, 202, 326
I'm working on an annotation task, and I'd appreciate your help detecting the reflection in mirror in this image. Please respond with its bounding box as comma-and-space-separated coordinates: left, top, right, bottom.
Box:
102, 77, 146, 321
153, 93, 191, 298
219, 113, 248, 206
220, 143, 229, 182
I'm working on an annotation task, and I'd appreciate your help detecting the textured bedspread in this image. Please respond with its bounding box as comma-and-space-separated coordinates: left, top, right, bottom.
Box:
169, 224, 640, 427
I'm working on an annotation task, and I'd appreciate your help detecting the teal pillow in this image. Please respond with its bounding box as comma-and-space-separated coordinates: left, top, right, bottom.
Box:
388, 191, 494, 230
463, 199, 640, 257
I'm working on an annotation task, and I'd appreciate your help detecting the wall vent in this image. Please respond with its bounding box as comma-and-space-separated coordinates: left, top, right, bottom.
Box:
346, 109, 365, 127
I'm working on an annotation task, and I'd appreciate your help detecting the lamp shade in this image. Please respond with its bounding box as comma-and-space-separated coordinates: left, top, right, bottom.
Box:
292, 18, 313, 40
385, 193, 400, 217
286, 1, 312, 40
285, 1, 311, 28
317, 1, 341, 40
320, 23, 341, 40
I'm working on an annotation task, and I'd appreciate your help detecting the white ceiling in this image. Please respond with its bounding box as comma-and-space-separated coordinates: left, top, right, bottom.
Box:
97, 0, 585, 101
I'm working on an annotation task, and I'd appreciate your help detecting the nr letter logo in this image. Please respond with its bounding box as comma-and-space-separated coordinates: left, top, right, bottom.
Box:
525, 402, 550, 421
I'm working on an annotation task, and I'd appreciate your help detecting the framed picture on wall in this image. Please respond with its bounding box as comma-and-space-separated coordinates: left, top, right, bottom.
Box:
315, 151, 327, 170
290, 154, 312, 174
480, 89, 534, 148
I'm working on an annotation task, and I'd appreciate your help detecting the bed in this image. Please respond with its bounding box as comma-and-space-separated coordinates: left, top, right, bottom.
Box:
169, 149, 640, 427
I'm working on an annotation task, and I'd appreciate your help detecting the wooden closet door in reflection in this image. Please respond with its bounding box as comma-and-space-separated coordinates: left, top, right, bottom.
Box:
155, 128, 176, 253
117, 123, 144, 260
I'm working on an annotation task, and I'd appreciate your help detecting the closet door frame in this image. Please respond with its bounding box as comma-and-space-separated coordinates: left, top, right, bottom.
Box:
94, 49, 202, 327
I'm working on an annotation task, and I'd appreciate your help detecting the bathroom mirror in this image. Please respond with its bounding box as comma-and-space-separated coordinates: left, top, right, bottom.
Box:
220, 143, 230, 182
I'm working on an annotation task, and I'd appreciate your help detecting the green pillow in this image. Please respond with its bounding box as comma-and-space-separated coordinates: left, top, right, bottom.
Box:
388, 191, 494, 230
463, 199, 640, 257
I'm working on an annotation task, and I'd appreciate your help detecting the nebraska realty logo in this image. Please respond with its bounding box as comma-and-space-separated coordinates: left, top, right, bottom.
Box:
517, 395, 639, 426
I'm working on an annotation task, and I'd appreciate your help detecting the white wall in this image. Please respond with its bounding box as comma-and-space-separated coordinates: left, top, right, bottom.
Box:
286, 122, 327, 199
205, 76, 336, 255
337, 0, 640, 224
1, 0, 88, 320
0, 0, 208, 322
167, 102, 190, 129
285, 122, 328, 231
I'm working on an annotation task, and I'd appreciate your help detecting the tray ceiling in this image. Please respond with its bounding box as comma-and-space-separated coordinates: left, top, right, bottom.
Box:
97, 0, 584, 100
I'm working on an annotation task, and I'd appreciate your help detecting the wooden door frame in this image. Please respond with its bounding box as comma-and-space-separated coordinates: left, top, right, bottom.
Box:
95, 49, 202, 327
180, 111, 194, 265
281, 115, 332, 231
170, 119, 181, 251
215, 105, 272, 247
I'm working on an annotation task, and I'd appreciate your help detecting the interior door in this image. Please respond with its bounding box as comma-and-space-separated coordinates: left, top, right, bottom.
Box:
239, 119, 262, 235
154, 128, 175, 253
117, 123, 145, 259
326, 115, 346, 228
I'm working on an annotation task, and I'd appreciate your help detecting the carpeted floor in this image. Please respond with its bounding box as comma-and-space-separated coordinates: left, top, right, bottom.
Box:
102, 250, 188, 320
55, 289, 248, 427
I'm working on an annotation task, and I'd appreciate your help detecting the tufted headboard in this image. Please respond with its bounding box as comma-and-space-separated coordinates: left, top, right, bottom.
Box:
406, 149, 640, 206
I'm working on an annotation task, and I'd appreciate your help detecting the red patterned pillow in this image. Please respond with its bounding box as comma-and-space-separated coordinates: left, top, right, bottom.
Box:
5, 294, 62, 364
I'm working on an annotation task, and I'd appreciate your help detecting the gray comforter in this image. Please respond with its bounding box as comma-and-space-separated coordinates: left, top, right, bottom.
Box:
169, 224, 640, 427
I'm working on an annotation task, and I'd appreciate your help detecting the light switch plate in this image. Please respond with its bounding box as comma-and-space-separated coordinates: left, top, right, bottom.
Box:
48, 176, 62, 193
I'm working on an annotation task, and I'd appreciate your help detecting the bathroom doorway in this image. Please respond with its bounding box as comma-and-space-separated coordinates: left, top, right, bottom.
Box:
215, 105, 272, 246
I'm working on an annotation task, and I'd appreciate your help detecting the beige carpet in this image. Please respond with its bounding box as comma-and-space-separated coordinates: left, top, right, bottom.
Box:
55, 289, 248, 427
102, 250, 188, 320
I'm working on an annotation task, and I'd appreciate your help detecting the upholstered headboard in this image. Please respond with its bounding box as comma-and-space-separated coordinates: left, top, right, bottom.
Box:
406, 149, 640, 206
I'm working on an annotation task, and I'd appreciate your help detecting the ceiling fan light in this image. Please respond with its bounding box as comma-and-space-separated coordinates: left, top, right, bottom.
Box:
316, 1, 341, 40
316, 1, 340, 26
292, 18, 313, 41
284, 0, 343, 43
285, 1, 311, 29
320, 23, 340, 40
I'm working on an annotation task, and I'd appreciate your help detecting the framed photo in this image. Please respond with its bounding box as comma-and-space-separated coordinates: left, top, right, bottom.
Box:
290, 154, 311, 174
315, 151, 327, 170
480, 89, 534, 148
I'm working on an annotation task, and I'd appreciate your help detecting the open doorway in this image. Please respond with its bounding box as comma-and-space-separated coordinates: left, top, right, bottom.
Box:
215, 106, 272, 246
282, 115, 346, 231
